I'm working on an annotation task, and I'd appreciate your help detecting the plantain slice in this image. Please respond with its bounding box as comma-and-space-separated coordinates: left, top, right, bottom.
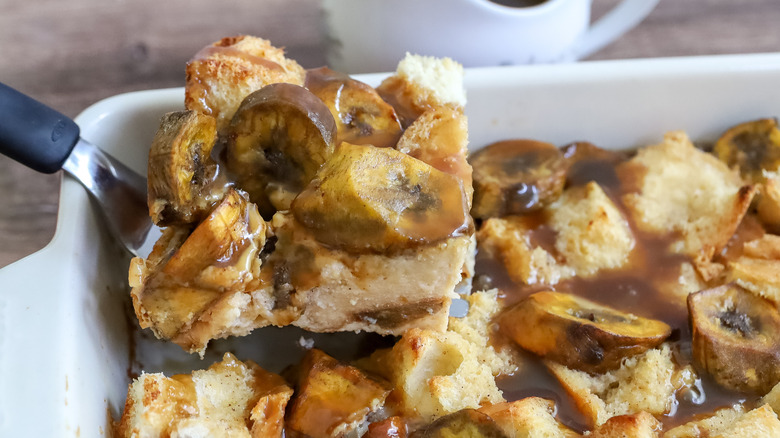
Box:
306, 67, 403, 149
147, 110, 225, 226
470, 139, 567, 219
411, 409, 508, 438
226, 82, 337, 216
500, 291, 671, 373
291, 142, 472, 253
688, 283, 780, 394
713, 118, 780, 184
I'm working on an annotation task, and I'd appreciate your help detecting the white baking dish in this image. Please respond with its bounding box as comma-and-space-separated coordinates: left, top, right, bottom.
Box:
2, 53, 780, 436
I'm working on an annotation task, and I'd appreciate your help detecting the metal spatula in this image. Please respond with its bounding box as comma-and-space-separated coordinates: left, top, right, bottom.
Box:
0, 82, 154, 257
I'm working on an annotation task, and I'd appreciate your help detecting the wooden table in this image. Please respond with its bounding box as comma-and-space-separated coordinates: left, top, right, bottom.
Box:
1, 0, 779, 267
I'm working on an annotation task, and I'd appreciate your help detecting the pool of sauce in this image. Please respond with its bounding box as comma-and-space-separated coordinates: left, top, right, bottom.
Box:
474, 142, 763, 432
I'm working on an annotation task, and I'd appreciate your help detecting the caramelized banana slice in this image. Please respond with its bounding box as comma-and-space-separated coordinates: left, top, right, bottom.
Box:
714, 118, 780, 183
147, 111, 224, 226
132, 189, 267, 343
501, 291, 671, 373
291, 142, 472, 253
689, 284, 780, 393
470, 140, 567, 219
412, 409, 508, 438
306, 67, 403, 148
227, 83, 337, 215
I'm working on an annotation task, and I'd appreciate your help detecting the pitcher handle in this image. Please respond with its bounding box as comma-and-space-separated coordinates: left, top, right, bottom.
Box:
570, 0, 660, 61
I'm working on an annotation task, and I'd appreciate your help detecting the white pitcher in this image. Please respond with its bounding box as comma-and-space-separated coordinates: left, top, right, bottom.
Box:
323, 0, 660, 73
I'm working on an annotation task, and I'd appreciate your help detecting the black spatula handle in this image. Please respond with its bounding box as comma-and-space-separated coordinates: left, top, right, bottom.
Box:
0, 82, 80, 173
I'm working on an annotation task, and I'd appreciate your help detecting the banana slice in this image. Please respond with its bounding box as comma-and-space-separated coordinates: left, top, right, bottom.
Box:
470, 139, 567, 219
689, 284, 780, 393
133, 188, 267, 342
713, 118, 780, 184
291, 142, 472, 253
306, 67, 403, 149
226, 83, 337, 215
147, 110, 224, 226
413, 409, 508, 438
501, 291, 672, 373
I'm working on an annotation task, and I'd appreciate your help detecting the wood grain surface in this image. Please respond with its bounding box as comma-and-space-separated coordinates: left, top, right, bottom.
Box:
1, 0, 779, 267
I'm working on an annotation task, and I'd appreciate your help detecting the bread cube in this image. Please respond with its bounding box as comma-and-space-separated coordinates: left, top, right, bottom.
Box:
286, 349, 391, 438
116, 353, 292, 438
185, 36, 306, 131
588, 412, 660, 438
546, 344, 695, 428
664, 404, 780, 437
476, 181, 634, 286
620, 131, 755, 277
477, 397, 579, 438
363, 291, 514, 422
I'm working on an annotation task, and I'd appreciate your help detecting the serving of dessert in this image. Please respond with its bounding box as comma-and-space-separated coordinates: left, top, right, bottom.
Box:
115, 36, 780, 437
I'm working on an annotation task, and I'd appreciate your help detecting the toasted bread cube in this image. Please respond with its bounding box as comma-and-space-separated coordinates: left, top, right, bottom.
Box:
548, 182, 635, 277
447, 290, 519, 377
729, 256, 780, 305
743, 234, 780, 259
376, 53, 466, 125
380, 327, 505, 422
185, 36, 305, 131
287, 349, 391, 438
476, 181, 633, 286
589, 412, 660, 438
117, 353, 293, 438
362, 291, 515, 422
477, 216, 572, 286
620, 131, 755, 275
286, 349, 390, 435
665, 404, 780, 437
477, 397, 579, 438
546, 345, 695, 428
727, 234, 780, 305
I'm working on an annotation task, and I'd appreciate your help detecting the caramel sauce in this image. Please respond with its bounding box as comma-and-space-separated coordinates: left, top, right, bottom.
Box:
479, 143, 764, 431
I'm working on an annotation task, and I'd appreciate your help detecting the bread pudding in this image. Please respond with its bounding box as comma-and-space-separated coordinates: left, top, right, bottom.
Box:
118, 36, 780, 437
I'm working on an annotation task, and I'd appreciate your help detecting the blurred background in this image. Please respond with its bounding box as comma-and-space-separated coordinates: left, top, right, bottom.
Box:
1, 0, 779, 267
